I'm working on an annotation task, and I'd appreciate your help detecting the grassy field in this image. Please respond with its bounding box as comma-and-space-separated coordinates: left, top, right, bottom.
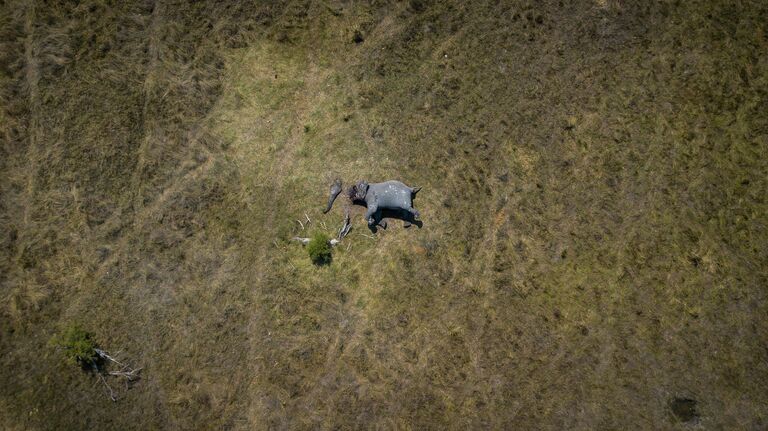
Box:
1, 0, 767, 429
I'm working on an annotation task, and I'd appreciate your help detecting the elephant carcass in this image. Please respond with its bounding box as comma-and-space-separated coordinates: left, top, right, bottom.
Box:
324, 179, 422, 236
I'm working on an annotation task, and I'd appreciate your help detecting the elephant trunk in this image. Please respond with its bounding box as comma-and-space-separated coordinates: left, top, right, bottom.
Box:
323, 179, 343, 214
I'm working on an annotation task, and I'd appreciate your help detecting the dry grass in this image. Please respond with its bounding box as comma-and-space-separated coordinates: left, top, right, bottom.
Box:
1, 0, 767, 429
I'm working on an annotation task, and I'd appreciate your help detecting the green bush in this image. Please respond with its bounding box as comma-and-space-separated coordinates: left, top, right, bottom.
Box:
51, 325, 98, 368
307, 232, 332, 266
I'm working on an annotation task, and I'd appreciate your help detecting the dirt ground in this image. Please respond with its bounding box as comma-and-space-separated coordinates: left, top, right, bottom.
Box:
1, 0, 767, 429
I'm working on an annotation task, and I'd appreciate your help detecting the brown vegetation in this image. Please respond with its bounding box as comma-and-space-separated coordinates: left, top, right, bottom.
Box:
1, 0, 767, 429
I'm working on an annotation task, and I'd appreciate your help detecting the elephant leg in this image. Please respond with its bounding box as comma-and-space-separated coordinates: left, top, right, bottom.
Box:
375, 208, 387, 229
364, 201, 379, 226
399, 209, 412, 227
406, 206, 420, 219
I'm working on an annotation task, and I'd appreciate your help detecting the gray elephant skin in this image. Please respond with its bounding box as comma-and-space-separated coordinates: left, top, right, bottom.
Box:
324, 179, 422, 230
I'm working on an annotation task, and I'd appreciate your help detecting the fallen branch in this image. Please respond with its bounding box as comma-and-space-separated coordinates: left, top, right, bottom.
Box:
53, 327, 141, 402
297, 213, 312, 230
98, 373, 117, 402
95, 348, 124, 367
109, 367, 142, 380
94, 348, 142, 402
292, 237, 340, 247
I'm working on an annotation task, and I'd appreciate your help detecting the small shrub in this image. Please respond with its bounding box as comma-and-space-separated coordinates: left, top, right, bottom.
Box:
51, 325, 98, 368
352, 30, 364, 44
307, 232, 332, 266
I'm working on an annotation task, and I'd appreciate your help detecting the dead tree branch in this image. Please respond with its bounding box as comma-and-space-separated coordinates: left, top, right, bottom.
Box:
291, 237, 341, 247
98, 373, 117, 402
93, 348, 142, 402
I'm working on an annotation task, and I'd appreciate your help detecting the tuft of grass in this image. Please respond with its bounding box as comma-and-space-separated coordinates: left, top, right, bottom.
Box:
306, 231, 332, 266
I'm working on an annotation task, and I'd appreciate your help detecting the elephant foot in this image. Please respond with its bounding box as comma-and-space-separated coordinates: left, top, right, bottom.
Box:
368, 218, 387, 229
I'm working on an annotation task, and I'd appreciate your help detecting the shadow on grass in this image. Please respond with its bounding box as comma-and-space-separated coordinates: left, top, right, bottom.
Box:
367, 208, 424, 234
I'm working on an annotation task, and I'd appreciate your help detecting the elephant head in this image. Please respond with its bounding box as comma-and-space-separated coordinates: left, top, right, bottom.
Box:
347, 180, 369, 204
323, 179, 370, 214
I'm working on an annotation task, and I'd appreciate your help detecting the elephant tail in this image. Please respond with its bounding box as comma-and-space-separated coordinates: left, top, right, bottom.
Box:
411, 186, 421, 196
